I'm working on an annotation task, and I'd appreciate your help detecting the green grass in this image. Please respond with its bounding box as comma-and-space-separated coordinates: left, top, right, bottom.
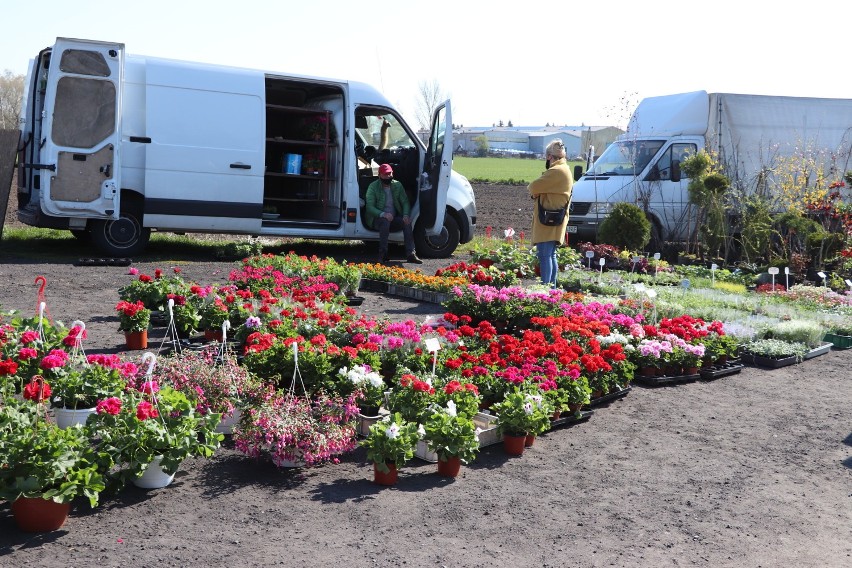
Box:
453, 156, 585, 184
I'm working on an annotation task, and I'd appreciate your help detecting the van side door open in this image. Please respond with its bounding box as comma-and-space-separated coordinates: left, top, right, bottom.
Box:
41, 38, 124, 219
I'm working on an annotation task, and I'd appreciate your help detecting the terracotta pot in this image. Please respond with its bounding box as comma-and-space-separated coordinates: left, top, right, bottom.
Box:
568, 403, 583, 414
373, 462, 398, 486
524, 434, 535, 448
12, 497, 71, 532
503, 433, 526, 456
639, 366, 657, 377
684, 366, 699, 375
551, 410, 562, 420
204, 329, 224, 342
124, 330, 148, 350
437, 455, 461, 478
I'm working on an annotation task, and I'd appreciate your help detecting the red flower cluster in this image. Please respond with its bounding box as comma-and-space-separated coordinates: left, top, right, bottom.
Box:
23, 376, 51, 402
443, 380, 479, 396
116, 300, 147, 317
399, 373, 436, 395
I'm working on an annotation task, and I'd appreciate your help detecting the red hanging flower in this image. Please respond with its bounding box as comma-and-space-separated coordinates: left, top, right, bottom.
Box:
23, 376, 51, 402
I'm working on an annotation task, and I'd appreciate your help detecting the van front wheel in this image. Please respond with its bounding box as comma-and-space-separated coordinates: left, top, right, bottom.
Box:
90, 210, 150, 257
414, 213, 460, 259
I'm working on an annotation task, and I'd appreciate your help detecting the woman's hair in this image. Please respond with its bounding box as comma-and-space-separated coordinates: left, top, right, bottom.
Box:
545, 139, 566, 159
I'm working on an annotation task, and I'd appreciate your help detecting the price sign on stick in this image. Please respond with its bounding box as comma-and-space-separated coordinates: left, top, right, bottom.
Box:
585, 250, 594, 269
424, 338, 441, 375
768, 267, 779, 291
818, 271, 827, 287
710, 263, 718, 286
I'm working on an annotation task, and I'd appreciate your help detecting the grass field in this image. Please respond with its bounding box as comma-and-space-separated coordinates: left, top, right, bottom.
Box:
453, 156, 585, 184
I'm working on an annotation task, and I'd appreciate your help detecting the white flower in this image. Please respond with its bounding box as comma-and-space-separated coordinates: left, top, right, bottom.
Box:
386, 423, 400, 439
446, 400, 457, 417
417, 424, 426, 439
366, 373, 384, 388
523, 402, 534, 415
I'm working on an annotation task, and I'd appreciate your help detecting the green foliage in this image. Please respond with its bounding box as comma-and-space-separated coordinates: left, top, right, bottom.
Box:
739, 196, 774, 262
360, 413, 419, 472
453, 156, 585, 184
493, 387, 553, 437
85, 386, 222, 487
423, 404, 480, 463
597, 202, 651, 250
214, 239, 265, 261
0, 400, 105, 506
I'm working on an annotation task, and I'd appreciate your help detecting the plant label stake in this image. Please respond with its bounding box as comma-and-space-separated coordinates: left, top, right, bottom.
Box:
585, 250, 594, 270
37, 301, 47, 343
653, 253, 661, 278
598, 257, 605, 284
785, 267, 791, 290
768, 267, 779, 291
710, 263, 718, 286
645, 288, 658, 325
680, 278, 690, 295
424, 338, 441, 376
631, 256, 641, 274
818, 271, 827, 287
845, 279, 852, 294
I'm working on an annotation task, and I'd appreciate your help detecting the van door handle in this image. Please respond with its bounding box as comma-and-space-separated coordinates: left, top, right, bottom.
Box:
230, 163, 251, 170
129, 136, 152, 143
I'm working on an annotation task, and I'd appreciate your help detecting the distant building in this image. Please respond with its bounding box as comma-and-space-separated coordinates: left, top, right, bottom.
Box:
452, 125, 623, 159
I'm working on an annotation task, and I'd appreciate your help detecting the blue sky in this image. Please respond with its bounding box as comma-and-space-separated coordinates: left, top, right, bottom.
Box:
2, 0, 847, 129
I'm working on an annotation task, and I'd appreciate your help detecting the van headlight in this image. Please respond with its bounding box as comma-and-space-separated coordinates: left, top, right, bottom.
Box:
587, 202, 612, 215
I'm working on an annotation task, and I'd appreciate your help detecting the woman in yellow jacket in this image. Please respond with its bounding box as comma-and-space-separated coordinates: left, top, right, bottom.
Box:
528, 139, 573, 287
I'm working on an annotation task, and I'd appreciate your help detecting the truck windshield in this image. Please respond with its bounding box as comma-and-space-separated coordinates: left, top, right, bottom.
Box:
588, 140, 664, 176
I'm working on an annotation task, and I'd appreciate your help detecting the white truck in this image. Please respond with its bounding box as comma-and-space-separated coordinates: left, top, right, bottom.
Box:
568, 90, 852, 245
14, 38, 476, 257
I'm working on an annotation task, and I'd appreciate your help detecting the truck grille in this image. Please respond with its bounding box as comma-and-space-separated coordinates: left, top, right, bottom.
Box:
569, 202, 591, 215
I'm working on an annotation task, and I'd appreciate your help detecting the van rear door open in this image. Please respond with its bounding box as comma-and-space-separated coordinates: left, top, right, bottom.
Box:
41, 38, 123, 219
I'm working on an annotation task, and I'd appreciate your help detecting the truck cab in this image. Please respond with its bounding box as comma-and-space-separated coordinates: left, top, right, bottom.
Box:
568, 136, 701, 245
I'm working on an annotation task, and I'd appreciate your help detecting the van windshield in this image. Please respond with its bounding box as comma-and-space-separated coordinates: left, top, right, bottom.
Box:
588, 140, 664, 176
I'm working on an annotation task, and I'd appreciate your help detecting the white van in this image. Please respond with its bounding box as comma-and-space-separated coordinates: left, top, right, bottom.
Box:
15, 37, 476, 257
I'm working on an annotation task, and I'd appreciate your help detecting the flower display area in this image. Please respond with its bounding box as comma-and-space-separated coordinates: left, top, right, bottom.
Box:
1, 247, 850, 565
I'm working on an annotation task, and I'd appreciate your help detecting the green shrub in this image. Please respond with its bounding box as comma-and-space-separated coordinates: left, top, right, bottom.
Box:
597, 202, 651, 251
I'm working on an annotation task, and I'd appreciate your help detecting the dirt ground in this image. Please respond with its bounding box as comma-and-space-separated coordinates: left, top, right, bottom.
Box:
1, 184, 851, 567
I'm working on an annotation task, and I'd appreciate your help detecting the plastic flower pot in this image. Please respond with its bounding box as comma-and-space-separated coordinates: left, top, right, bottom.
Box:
502, 433, 526, 456
436, 456, 462, 478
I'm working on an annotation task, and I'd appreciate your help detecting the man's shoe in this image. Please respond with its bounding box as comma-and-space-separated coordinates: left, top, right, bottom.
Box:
407, 253, 423, 264
377, 252, 389, 264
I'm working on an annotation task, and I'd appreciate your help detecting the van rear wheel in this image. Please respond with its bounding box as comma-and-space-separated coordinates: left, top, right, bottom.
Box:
90, 209, 150, 257
414, 213, 460, 259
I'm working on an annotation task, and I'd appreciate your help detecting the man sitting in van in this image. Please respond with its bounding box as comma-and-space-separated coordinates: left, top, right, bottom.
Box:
363, 164, 423, 265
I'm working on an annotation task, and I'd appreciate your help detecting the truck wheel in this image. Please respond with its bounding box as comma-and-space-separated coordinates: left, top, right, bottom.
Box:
90, 209, 150, 256
414, 212, 460, 259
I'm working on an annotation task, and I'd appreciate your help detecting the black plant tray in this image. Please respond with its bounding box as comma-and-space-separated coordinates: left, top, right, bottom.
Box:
699, 362, 744, 381
345, 295, 365, 306
585, 387, 631, 408
550, 409, 594, 428
76, 257, 132, 266
632, 372, 700, 387
359, 278, 388, 293
740, 353, 798, 369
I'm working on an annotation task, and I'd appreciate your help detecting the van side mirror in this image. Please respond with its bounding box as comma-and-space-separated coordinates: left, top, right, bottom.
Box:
573, 165, 584, 180
671, 160, 681, 183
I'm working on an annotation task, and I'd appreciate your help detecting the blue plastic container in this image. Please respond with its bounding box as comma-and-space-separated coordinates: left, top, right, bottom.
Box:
283, 153, 302, 174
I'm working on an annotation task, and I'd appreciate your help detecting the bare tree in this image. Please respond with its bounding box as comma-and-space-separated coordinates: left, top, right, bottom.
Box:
414, 79, 448, 131
0, 70, 25, 130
